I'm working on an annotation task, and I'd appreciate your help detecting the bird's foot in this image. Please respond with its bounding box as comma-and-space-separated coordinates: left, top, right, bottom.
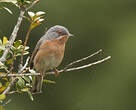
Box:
54, 68, 59, 77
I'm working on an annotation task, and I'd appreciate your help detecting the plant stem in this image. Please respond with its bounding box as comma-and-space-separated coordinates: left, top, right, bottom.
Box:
21, 25, 32, 65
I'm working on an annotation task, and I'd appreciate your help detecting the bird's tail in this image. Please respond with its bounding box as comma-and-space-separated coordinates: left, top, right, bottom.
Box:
31, 75, 43, 93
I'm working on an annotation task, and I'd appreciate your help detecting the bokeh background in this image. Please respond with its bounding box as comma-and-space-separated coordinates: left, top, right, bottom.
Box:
1, 0, 136, 110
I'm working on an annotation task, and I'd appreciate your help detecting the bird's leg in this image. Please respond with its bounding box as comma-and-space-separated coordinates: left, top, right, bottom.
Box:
54, 68, 59, 77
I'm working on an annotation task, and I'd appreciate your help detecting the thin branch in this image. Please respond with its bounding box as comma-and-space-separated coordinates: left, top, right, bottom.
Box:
0, 0, 40, 95
2, 99, 12, 106
0, 0, 39, 65
2, 57, 30, 95
63, 49, 102, 71
0, 73, 40, 78
7, 91, 21, 95
20, 0, 40, 65
0, 56, 111, 78
19, 57, 30, 73
26, 0, 40, 11
20, 25, 32, 65
2, 77, 18, 95
62, 56, 111, 72
46, 56, 111, 75
0, 9, 25, 63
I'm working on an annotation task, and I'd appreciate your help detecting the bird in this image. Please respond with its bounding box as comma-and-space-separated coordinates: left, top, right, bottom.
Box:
29, 25, 73, 93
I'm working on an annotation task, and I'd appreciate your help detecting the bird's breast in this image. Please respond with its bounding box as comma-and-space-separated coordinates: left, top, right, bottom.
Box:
34, 40, 65, 73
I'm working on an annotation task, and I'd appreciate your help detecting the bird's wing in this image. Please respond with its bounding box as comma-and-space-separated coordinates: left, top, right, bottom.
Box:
29, 36, 47, 68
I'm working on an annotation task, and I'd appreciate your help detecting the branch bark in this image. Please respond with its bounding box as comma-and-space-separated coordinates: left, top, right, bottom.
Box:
0, 0, 40, 95
0, 0, 40, 65
0, 9, 25, 63
0, 54, 111, 78
2, 57, 30, 95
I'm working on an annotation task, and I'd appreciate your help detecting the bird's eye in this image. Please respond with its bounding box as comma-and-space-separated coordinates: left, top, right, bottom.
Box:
57, 30, 62, 35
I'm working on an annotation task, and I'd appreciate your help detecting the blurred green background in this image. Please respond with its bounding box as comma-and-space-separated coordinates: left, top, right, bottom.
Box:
1, 0, 136, 110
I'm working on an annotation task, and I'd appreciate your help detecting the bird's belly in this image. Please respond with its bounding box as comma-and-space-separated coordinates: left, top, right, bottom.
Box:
43, 54, 62, 70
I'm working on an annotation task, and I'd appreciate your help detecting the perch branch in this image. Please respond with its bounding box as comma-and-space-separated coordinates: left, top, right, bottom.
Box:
63, 49, 102, 71
46, 55, 111, 75
0, 55, 111, 78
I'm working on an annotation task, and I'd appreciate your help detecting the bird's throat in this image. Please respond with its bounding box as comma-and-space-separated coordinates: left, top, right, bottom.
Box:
57, 36, 69, 45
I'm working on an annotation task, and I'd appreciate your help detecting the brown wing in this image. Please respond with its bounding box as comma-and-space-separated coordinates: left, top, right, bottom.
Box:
29, 36, 47, 68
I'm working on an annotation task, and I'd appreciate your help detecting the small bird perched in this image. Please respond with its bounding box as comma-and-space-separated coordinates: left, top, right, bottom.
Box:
29, 25, 73, 93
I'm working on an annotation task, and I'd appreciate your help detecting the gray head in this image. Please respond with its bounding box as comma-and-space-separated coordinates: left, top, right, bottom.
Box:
45, 25, 73, 40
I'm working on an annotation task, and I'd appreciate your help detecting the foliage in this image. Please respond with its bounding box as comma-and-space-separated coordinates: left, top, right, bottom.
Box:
0, 37, 30, 96
0, 0, 53, 105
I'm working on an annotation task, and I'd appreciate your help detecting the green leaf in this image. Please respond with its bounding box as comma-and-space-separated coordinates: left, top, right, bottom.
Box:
23, 76, 31, 83
17, 77, 25, 88
17, 0, 30, 5
0, 39, 2, 45
23, 51, 29, 55
27, 91, 34, 101
24, 0, 31, 4
6, 58, 13, 65
43, 79, 56, 84
14, 40, 22, 48
11, 46, 16, 51
29, 69, 36, 73
0, 94, 6, 101
0, 82, 2, 88
0, 45, 5, 50
3, 7, 12, 14
3, 37, 8, 45
21, 88, 29, 92
28, 11, 35, 18
15, 53, 21, 56
36, 11, 45, 16
0, 86, 6, 93
0, 73, 8, 81
25, 46, 29, 50
0, 64, 8, 70
0, 0, 17, 4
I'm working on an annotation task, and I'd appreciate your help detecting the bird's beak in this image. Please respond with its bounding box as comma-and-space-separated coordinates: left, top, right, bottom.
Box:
68, 33, 74, 37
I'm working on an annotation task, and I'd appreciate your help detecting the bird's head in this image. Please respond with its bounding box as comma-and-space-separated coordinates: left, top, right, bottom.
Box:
45, 25, 73, 40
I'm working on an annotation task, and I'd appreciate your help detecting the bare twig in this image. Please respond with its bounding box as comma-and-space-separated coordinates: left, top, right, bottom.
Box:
2, 99, 12, 106
0, 73, 40, 78
26, 0, 40, 11
7, 91, 21, 95
46, 56, 111, 75
62, 56, 111, 72
63, 49, 102, 71
2, 77, 18, 95
0, 55, 111, 78
19, 57, 30, 73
